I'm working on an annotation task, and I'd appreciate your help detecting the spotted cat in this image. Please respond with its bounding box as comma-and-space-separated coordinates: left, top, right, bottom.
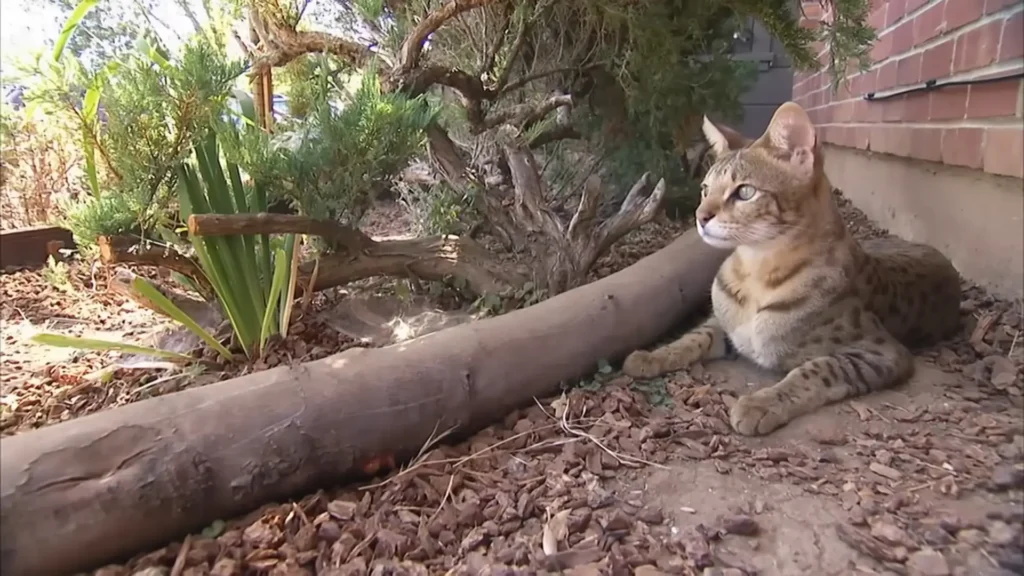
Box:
623, 101, 961, 436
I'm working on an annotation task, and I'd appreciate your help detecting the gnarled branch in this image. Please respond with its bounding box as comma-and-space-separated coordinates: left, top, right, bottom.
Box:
249, 13, 374, 74
397, 0, 501, 75
479, 94, 572, 133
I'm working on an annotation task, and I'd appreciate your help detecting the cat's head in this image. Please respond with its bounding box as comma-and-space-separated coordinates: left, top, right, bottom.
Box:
694, 101, 825, 250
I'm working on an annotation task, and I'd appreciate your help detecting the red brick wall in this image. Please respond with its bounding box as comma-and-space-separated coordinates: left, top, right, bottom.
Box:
793, 0, 1024, 179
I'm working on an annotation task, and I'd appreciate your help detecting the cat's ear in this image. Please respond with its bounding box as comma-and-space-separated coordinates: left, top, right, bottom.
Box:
763, 101, 817, 166
702, 116, 751, 157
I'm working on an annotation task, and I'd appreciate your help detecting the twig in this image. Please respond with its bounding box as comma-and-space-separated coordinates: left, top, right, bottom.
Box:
169, 534, 191, 576
429, 473, 456, 522
979, 547, 1000, 568
537, 395, 669, 469
345, 532, 376, 564
360, 423, 563, 490
300, 256, 320, 315
290, 502, 311, 526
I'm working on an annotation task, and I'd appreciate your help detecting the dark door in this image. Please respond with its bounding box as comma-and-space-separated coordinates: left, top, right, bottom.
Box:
730, 16, 795, 138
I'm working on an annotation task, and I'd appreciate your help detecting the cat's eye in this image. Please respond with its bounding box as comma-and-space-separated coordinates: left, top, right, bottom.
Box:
700, 183, 709, 198
735, 184, 757, 201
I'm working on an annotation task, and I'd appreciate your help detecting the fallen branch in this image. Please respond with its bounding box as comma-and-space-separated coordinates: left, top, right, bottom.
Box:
97, 235, 214, 299
187, 213, 522, 297
0, 228, 728, 576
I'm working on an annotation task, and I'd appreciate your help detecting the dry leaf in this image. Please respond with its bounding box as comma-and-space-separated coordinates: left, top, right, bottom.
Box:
542, 509, 572, 555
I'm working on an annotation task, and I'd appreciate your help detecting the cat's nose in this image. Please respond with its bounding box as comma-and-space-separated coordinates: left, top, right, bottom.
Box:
696, 208, 715, 227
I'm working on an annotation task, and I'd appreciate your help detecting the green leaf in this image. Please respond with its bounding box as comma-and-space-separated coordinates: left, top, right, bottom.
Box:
201, 519, 226, 539
82, 126, 100, 197
52, 0, 99, 62
135, 35, 171, 70
278, 235, 300, 335
259, 246, 289, 354
131, 276, 234, 360
30, 333, 192, 362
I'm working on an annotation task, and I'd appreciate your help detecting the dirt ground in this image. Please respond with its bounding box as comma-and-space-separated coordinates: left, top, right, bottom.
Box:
2, 194, 1022, 576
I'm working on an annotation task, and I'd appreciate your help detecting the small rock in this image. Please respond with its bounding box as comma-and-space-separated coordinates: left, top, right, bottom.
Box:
876, 449, 894, 466
906, 549, 950, 576
327, 500, 358, 520
986, 355, 1018, 387
871, 520, 909, 547
990, 464, 1024, 491
957, 528, 986, 546
242, 520, 279, 548
317, 520, 342, 542
921, 527, 955, 546
702, 569, 746, 576
938, 515, 963, 534
870, 462, 904, 481
209, 558, 241, 576
634, 566, 669, 576
718, 515, 760, 537
986, 520, 1019, 547
638, 506, 665, 525
131, 569, 168, 576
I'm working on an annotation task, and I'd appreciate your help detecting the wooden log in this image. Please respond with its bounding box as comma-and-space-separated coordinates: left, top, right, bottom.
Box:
0, 229, 729, 576
0, 225, 76, 270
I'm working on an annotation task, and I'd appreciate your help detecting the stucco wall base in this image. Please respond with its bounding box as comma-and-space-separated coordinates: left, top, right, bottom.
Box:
824, 145, 1023, 300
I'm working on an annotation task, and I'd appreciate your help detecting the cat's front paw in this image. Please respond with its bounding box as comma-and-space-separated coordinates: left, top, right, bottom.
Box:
622, 350, 663, 379
730, 391, 790, 436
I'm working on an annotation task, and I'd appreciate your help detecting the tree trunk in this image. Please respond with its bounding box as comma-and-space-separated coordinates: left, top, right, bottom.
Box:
0, 229, 728, 576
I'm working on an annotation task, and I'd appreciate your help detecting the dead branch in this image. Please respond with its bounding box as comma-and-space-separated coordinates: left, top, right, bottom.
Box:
397, 0, 501, 76
499, 127, 566, 242
97, 235, 214, 299
480, 94, 572, 133
249, 14, 374, 74
492, 5, 531, 92
501, 67, 581, 95
581, 172, 667, 259
528, 125, 581, 148
477, 5, 511, 78
187, 213, 522, 296
187, 213, 368, 256
305, 234, 523, 296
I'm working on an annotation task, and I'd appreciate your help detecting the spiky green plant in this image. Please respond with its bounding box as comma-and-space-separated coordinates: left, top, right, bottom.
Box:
177, 123, 299, 360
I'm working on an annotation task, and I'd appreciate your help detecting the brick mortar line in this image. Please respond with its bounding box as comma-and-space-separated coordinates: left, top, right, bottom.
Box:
796, 59, 1024, 104
814, 118, 1024, 128
871, 3, 1023, 70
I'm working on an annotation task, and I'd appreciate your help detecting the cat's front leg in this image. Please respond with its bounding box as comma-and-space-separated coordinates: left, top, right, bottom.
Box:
623, 317, 729, 378
729, 335, 914, 435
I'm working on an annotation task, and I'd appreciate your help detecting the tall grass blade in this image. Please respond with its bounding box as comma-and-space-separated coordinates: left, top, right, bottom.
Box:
52, 0, 98, 62
82, 126, 100, 196
279, 235, 301, 336
259, 246, 290, 354
131, 270, 234, 361
30, 333, 193, 362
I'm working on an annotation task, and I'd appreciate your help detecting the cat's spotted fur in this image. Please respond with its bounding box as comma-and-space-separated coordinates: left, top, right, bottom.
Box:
623, 102, 961, 436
